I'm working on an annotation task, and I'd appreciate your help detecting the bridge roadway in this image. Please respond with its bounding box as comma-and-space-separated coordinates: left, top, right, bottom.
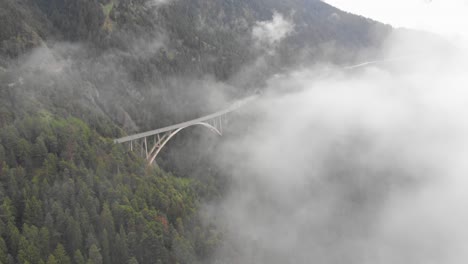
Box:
114, 95, 258, 144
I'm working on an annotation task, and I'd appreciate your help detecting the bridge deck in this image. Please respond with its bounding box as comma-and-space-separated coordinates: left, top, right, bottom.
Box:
114, 96, 257, 143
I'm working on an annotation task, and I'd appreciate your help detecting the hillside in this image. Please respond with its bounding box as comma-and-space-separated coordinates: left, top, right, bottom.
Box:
0, 1, 393, 263
1, 0, 391, 129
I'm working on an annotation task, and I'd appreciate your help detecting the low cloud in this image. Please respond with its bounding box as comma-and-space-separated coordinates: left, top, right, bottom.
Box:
207, 31, 468, 263
252, 12, 294, 52
146, 0, 174, 8
129, 35, 167, 58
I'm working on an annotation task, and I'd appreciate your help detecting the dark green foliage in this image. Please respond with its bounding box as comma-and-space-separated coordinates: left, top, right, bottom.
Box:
0, 1, 396, 263
46, 255, 57, 264
52, 244, 70, 264
73, 250, 85, 264
0, 0, 50, 58
35, 0, 105, 41
0, 0, 392, 145
0, 115, 219, 263
0, 0, 390, 81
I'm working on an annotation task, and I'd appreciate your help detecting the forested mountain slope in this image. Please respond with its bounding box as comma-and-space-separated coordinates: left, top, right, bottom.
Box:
0, 0, 392, 263
1, 0, 390, 130
0, 0, 391, 133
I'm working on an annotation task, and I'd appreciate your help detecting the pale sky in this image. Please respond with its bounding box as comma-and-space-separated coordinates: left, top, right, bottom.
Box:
324, 0, 468, 38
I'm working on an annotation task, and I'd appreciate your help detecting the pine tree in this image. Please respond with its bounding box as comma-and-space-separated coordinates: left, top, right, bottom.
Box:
6, 222, 20, 256
0, 144, 5, 163
99, 229, 110, 264
0, 237, 8, 264
87, 244, 102, 264
46, 255, 57, 264
127, 257, 138, 264
24, 196, 44, 226
113, 232, 128, 264
73, 250, 85, 264
53, 244, 71, 264
31, 138, 48, 166
38, 227, 50, 260
0, 198, 15, 224
65, 217, 82, 255
17, 235, 41, 264
99, 203, 114, 234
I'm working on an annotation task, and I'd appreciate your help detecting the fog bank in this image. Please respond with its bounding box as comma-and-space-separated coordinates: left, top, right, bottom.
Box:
208, 32, 468, 263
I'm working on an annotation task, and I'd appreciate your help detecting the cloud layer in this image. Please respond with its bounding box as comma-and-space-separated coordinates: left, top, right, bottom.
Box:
207, 31, 468, 263
252, 12, 294, 51
146, 0, 174, 8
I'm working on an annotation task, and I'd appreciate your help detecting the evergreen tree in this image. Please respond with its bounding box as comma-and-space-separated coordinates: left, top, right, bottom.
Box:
38, 227, 50, 261
53, 244, 71, 264
0, 198, 15, 224
127, 257, 138, 264
17, 235, 41, 264
46, 255, 57, 264
87, 244, 102, 264
0, 144, 5, 162
64, 217, 82, 255
113, 232, 128, 264
0, 237, 8, 264
99, 230, 110, 264
6, 222, 20, 257
31, 138, 48, 166
73, 250, 85, 264
24, 196, 44, 227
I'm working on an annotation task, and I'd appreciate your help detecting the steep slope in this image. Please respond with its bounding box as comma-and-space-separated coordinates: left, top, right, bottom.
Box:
0, 0, 50, 60
0, 1, 393, 263
0, 0, 391, 132
1, 0, 390, 70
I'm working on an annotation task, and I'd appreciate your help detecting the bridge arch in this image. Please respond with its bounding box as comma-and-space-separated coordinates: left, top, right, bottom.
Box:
147, 122, 222, 165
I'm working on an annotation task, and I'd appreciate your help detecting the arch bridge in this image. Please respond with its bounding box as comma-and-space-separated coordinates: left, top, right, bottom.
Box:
113, 55, 401, 165
114, 96, 256, 165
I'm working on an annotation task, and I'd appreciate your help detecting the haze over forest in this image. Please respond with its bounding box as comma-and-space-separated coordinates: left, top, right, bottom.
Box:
1, 0, 467, 264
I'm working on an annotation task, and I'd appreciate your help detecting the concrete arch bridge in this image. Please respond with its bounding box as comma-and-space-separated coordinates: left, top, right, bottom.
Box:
114, 96, 257, 165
